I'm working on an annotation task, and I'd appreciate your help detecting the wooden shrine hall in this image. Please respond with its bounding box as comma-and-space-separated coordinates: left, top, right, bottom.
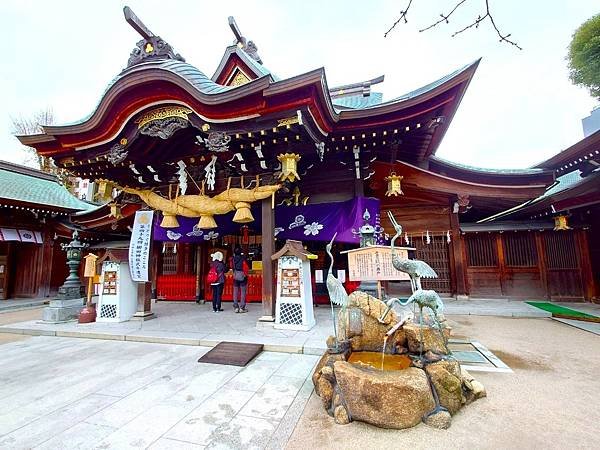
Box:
16, 7, 597, 318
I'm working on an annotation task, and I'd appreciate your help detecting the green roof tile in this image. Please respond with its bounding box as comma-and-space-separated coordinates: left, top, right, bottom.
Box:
0, 165, 94, 211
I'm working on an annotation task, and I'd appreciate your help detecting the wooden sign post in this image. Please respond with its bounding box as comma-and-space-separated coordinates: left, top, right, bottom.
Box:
341, 245, 414, 299
79, 253, 98, 323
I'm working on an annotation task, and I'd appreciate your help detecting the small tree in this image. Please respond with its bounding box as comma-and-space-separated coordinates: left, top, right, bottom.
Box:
568, 14, 600, 99
11, 109, 55, 170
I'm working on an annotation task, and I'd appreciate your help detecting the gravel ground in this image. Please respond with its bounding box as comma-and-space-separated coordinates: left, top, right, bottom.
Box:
286, 315, 600, 450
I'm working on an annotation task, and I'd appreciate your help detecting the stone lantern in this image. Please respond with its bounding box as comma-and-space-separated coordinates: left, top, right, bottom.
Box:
42, 231, 89, 323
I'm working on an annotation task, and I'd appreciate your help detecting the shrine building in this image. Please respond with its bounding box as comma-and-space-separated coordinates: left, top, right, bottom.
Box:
15, 8, 598, 317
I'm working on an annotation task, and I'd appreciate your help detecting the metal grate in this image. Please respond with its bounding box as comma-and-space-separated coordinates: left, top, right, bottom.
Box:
414, 237, 451, 293
466, 234, 498, 267
279, 303, 303, 325
503, 232, 538, 267
100, 304, 117, 319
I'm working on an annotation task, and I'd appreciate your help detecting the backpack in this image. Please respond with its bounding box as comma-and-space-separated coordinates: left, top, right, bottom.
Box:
207, 265, 219, 284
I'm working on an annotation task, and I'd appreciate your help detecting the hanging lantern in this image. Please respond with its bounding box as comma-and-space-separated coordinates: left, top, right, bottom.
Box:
384, 172, 404, 196
277, 153, 301, 182
108, 202, 123, 220
554, 215, 571, 231
95, 180, 114, 202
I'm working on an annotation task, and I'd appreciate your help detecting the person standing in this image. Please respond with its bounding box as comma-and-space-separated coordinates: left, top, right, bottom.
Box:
208, 251, 225, 312
230, 246, 249, 313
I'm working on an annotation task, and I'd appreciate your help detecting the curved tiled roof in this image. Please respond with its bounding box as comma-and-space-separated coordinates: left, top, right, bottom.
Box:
0, 162, 94, 211
430, 155, 546, 175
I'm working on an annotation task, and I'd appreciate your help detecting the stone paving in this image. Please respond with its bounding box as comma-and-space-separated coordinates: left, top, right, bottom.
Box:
0, 299, 551, 353
0, 336, 318, 449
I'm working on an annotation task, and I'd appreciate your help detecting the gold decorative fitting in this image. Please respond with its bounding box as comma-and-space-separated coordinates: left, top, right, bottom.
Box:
277, 116, 299, 127
135, 106, 193, 129
277, 153, 301, 182
95, 180, 115, 202
229, 69, 251, 87
109, 203, 123, 220
145, 42, 154, 53
384, 172, 404, 197
553, 215, 571, 231
201, 123, 210, 132
119, 138, 128, 145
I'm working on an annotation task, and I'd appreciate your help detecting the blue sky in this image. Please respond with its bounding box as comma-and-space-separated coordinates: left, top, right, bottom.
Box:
1, 0, 598, 169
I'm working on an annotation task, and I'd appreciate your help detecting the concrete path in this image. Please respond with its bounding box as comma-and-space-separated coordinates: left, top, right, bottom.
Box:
0, 336, 318, 450
0, 299, 552, 352
0, 298, 48, 312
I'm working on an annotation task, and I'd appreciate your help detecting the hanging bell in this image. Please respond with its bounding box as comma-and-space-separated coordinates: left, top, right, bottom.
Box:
384, 172, 404, 196
553, 215, 571, 231
277, 153, 301, 182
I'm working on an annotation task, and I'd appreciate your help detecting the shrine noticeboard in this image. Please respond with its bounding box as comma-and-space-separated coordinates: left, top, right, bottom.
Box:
341, 245, 413, 282
129, 210, 154, 282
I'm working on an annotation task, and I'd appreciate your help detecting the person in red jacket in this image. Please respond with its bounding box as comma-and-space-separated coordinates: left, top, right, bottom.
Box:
209, 251, 226, 312
230, 246, 249, 313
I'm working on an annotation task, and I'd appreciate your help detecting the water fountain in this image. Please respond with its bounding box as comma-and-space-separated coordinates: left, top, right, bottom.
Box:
315, 217, 486, 430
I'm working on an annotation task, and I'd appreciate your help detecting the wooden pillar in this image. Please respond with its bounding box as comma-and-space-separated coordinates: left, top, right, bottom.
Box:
576, 230, 595, 301
535, 232, 550, 300
195, 244, 203, 302
134, 240, 155, 320
449, 212, 468, 298
39, 233, 54, 298
260, 197, 275, 320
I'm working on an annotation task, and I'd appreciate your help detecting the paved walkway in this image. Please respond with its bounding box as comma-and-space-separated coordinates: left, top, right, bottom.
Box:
0, 299, 553, 352
0, 298, 48, 312
0, 336, 318, 449
0, 299, 552, 353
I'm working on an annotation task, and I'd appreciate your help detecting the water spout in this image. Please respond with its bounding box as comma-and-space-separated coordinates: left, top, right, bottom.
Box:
381, 336, 388, 370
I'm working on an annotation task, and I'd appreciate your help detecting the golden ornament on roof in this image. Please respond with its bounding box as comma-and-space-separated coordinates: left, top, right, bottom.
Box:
384, 172, 404, 197
277, 153, 301, 183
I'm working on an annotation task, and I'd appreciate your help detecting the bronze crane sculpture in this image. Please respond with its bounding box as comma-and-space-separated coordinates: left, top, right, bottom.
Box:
325, 232, 349, 349
388, 210, 438, 292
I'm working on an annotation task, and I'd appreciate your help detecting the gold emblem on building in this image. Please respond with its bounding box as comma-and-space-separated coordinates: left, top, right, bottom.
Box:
135, 106, 193, 129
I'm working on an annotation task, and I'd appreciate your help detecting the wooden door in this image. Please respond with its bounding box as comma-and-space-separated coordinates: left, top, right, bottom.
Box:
543, 232, 584, 300
414, 238, 451, 294
500, 232, 545, 298
12, 244, 43, 298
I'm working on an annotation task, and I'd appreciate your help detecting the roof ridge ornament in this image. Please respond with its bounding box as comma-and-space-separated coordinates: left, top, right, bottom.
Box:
123, 6, 185, 69
228, 16, 262, 64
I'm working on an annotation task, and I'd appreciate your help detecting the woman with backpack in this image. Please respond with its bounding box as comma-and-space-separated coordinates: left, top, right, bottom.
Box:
207, 251, 226, 312
230, 246, 249, 313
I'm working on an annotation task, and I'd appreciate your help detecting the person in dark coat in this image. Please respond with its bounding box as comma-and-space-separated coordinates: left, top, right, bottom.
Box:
210, 251, 226, 312
230, 246, 249, 313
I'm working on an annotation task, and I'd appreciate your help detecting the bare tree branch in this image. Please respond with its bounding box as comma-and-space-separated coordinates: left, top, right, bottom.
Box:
385, 0, 522, 50
384, 0, 414, 38
419, 0, 468, 32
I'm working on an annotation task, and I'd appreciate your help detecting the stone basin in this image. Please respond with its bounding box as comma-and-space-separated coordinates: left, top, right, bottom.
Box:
312, 291, 487, 430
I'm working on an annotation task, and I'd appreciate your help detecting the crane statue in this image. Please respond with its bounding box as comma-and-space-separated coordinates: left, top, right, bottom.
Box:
388, 210, 437, 293
379, 289, 449, 358
325, 232, 349, 350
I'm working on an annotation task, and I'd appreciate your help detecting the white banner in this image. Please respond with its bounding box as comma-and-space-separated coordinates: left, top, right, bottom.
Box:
129, 210, 154, 282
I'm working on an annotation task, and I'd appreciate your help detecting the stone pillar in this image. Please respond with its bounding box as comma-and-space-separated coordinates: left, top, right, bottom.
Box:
259, 197, 275, 321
